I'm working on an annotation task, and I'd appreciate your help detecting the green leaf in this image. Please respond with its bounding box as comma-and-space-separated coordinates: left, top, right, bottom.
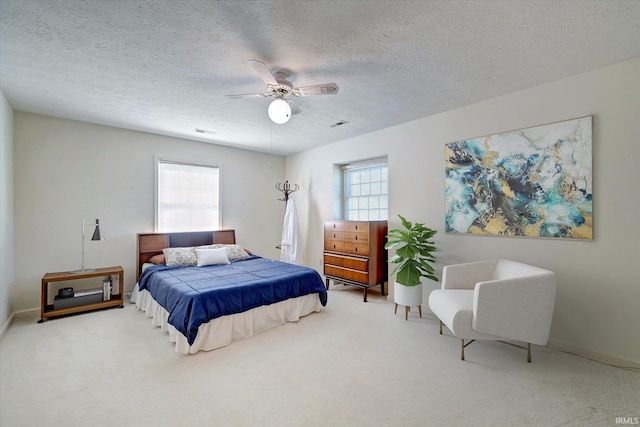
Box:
388, 254, 404, 264
395, 262, 422, 286
385, 214, 439, 285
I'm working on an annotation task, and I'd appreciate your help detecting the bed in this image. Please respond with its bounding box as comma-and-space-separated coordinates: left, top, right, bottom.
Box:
132, 230, 328, 354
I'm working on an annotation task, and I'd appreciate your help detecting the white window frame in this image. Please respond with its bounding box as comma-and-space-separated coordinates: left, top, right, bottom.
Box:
154, 156, 221, 232
340, 157, 388, 221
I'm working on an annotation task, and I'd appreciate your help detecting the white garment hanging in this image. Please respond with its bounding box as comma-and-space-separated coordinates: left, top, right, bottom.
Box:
280, 199, 302, 265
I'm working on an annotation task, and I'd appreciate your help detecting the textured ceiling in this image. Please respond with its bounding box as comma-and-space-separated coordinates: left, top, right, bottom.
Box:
1, 1, 639, 155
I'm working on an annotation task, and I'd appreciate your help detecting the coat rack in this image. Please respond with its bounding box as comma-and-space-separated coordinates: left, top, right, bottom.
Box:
276, 180, 299, 203
275, 180, 300, 250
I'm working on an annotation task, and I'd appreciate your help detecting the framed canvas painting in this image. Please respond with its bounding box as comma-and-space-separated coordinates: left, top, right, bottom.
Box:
445, 116, 592, 240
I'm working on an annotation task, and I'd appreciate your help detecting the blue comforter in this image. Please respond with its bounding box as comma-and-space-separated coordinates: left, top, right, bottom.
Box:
137, 255, 327, 345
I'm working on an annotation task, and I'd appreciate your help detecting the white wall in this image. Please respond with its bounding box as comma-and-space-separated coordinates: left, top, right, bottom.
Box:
0, 91, 15, 332
13, 113, 285, 311
286, 58, 640, 366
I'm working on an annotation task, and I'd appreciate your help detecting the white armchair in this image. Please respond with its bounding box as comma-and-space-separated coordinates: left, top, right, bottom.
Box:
428, 259, 556, 362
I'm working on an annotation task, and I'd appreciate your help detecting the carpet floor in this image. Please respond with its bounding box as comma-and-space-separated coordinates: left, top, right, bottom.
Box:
1, 285, 638, 426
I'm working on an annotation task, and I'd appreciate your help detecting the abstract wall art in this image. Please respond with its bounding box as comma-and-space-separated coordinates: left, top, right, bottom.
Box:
445, 116, 592, 240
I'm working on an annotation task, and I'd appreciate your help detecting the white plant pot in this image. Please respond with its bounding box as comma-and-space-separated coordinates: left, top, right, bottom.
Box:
394, 281, 423, 307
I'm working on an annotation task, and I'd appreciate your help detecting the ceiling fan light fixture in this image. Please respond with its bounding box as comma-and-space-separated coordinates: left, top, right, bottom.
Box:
268, 97, 291, 124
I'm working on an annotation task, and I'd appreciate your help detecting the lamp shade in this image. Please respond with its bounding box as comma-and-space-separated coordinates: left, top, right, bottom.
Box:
91, 219, 105, 241
72, 218, 105, 273
267, 98, 291, 124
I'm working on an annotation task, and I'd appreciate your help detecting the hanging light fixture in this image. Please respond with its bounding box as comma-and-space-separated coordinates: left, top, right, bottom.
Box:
267, 96, 291, 124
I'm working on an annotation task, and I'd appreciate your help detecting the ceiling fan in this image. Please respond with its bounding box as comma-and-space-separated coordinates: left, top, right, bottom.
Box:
226, 59, 339, 124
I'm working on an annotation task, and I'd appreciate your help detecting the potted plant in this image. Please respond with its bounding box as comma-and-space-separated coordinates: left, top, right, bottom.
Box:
385, 215, 438, 319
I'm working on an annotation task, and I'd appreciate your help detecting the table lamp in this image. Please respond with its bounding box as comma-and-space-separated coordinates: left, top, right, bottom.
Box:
71, 218, 105, 273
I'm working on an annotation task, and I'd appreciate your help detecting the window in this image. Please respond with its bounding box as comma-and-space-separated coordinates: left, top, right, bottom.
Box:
342, 159, 388, 221
156, 159, 220, 232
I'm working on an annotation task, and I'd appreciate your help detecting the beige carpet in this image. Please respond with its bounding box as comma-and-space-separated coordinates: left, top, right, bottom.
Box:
1, 286, 638, 427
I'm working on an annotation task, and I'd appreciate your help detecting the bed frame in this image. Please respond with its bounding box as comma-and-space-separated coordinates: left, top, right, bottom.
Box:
135, 230, 236, 281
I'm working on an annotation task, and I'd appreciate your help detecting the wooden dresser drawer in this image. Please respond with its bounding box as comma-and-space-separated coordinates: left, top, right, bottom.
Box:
324, 253, 368, 272
342, 231, 369, 244
342, 242, 369, 256
343, 221, 368, 233
325, 240, 345, 252
324, 230, 344, 241
324, 265, 369, 284
324, 221, 345, 231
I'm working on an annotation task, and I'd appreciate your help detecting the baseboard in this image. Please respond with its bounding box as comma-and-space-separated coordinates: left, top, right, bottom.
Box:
0, 307, 40, 342
0, 311, 15, 341
547, 338, 640, 369
14, 307, 39, 317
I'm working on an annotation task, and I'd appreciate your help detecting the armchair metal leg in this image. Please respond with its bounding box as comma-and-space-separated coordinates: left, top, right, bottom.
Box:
439, 321, 443, 335
461, 339, 475, 361
459, 339, 533, 362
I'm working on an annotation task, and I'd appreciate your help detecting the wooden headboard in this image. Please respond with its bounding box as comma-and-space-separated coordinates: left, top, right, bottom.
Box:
136, 230, 236, 281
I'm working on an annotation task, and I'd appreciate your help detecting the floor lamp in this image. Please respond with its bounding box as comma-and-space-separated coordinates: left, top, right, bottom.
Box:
71, 218, 105, 273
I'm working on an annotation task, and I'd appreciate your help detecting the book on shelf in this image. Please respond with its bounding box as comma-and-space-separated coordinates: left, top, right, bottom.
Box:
102, 277, 112, 301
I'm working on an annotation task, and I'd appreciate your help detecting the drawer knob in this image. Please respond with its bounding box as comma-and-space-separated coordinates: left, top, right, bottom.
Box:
355, 247, 358, 252
355, 235, 358, 240
333, 244, 336, 249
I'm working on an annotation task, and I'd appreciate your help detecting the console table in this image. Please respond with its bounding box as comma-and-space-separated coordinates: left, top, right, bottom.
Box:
39, 266, 124, 322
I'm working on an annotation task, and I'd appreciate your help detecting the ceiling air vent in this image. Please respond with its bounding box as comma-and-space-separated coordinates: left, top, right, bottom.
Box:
330, 120, 348, 128
194, 128, 215, 135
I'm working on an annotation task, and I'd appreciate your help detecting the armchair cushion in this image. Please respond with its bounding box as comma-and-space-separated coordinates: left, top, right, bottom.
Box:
441, 259, 499, 290
428, 289, 502, 341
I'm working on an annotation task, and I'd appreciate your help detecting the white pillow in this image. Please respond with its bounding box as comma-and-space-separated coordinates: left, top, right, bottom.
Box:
196, 247, 230, 267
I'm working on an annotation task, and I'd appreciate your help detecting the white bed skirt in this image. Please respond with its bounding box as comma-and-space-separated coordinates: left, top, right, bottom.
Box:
132, 286, 322, 354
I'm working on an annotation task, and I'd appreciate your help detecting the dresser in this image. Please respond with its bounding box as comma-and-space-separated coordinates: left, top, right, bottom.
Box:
323, 220, 388, 302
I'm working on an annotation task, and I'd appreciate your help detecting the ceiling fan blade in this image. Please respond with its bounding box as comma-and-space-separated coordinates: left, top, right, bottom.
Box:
226, 93, 272, 99
294, 83, 339, 96
247, 59, 278, 86
285, 99, 302, 115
